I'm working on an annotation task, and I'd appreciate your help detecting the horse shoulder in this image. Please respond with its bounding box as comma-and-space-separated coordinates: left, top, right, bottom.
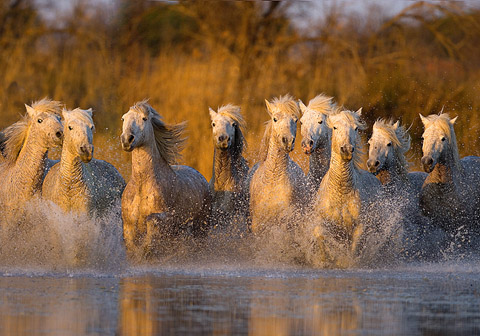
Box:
357, 169, 381, 202
171, 165, 210, 205
90, 159, 126, 192
408, 171, 427, 193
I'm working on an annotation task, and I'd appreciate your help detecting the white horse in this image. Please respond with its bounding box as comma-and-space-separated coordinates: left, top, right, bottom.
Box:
0, 98, 63, 219
299, 94, 336, 195
209, 104, 249, 231
249, 94, 307, 233
42, 108, 126, 216
419, 112, 480, 239
311, 108, 381, 262
367, 119, 427, 194
367, 119, 440, 260
121, 100, 211, 258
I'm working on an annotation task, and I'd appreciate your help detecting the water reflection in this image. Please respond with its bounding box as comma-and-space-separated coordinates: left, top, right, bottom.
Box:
0, 270, 479, 335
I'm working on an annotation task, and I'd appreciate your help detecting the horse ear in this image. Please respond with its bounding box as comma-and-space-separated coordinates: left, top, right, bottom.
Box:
356, 107, 362, 116
265, 99, 273, 116
419, 114, 428, 125
450, 116, 458, 125
208, 107, 216, 120
25, 104, 35, 117
393, 120, 400, 129
62, 109, 70, 119
298, 100, 307, 114
85, 108, 93, 117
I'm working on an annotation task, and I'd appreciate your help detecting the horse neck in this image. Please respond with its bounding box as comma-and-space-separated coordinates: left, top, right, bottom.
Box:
309, 140, 330, 182
326, 150, 357, 194
59, 143, 86, 192
131, 140, 173, 183
13, 129, 49, 196
263, 137, 289, 179
212, 147, 243, 191
376, 154, 408, 186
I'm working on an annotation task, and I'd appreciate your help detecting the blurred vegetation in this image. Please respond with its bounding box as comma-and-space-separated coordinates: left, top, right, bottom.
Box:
0, 0, 479, 178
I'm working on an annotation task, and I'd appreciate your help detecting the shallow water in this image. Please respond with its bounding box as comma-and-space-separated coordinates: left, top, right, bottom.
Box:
1, 263, 480, 336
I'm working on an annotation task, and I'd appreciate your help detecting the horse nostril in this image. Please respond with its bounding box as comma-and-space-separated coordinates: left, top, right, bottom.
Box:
309, 140, 313, 146
351, 147, 355, 153
375, 160, 380, 167
282, 137, 288, 144
218, 135, 227, 142
56, 131, 63, 139
128, 135, 135, 144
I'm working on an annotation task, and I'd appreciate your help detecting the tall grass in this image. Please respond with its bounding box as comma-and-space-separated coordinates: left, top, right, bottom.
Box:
1, 1, 479, 178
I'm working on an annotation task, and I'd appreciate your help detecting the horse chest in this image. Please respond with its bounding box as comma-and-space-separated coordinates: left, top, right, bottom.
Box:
319, 190, 361, 226
256, 178, 292, 208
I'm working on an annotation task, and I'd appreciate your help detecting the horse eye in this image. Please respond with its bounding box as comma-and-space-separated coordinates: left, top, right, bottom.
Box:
318, 120, 323, 124
421, 137, 424, 140
300, 121, 303, 125
441, 137, 446, 142
68, 126, 73, 130
355, 127, 358, 131
212, 122, 215, 127
333, 126, 337, 130
273, 117, 278, 122
232, 122, 236, 127
142, 117, 147, 121
90, 126, 94, 130
37, 119, 43, 123
387, 143, 392, 147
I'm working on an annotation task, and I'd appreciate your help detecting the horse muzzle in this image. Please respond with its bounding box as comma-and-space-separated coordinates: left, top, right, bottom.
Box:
366, 159, 380, 173
301, 139, 315, 155
52, 130, 64, 146
340, 144, 354, 161
215, 135, 230, 150
79, 145, 94, 163
421, 156, 435, 173
121, 133, 135, 152
282, 137, 295, 152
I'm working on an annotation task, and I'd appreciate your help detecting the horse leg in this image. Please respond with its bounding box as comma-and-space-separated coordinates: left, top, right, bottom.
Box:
143, 212, 170, 259
351, 223, 364, 256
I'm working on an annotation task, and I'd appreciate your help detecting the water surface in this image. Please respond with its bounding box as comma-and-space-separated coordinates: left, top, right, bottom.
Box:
1, 263, 480, 335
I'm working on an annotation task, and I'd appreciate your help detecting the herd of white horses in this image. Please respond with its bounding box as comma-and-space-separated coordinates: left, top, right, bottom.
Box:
0, 95, 479, 266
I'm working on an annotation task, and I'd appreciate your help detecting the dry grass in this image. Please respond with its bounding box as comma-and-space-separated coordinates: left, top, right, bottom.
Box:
0, 1, 479, 178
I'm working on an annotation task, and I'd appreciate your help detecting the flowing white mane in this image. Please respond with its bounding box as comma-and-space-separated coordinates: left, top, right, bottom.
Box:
131, 100, 187, 165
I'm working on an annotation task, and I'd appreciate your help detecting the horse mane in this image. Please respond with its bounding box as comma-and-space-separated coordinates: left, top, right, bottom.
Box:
217, 104, 247, 157
0, 98, 62, 163
258, 120, 272, 163
328, 109, 366, 169
373, 119, 411, 173
307, 93, 336, 115
423, 112, 461, 169
271, 94, 301, 118
131, 100, 187, 165
64, 108, 95, 129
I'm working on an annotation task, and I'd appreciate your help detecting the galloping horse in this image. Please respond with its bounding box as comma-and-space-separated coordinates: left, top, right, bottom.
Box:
121, 100, 211, 258
249, 94, 306, 233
